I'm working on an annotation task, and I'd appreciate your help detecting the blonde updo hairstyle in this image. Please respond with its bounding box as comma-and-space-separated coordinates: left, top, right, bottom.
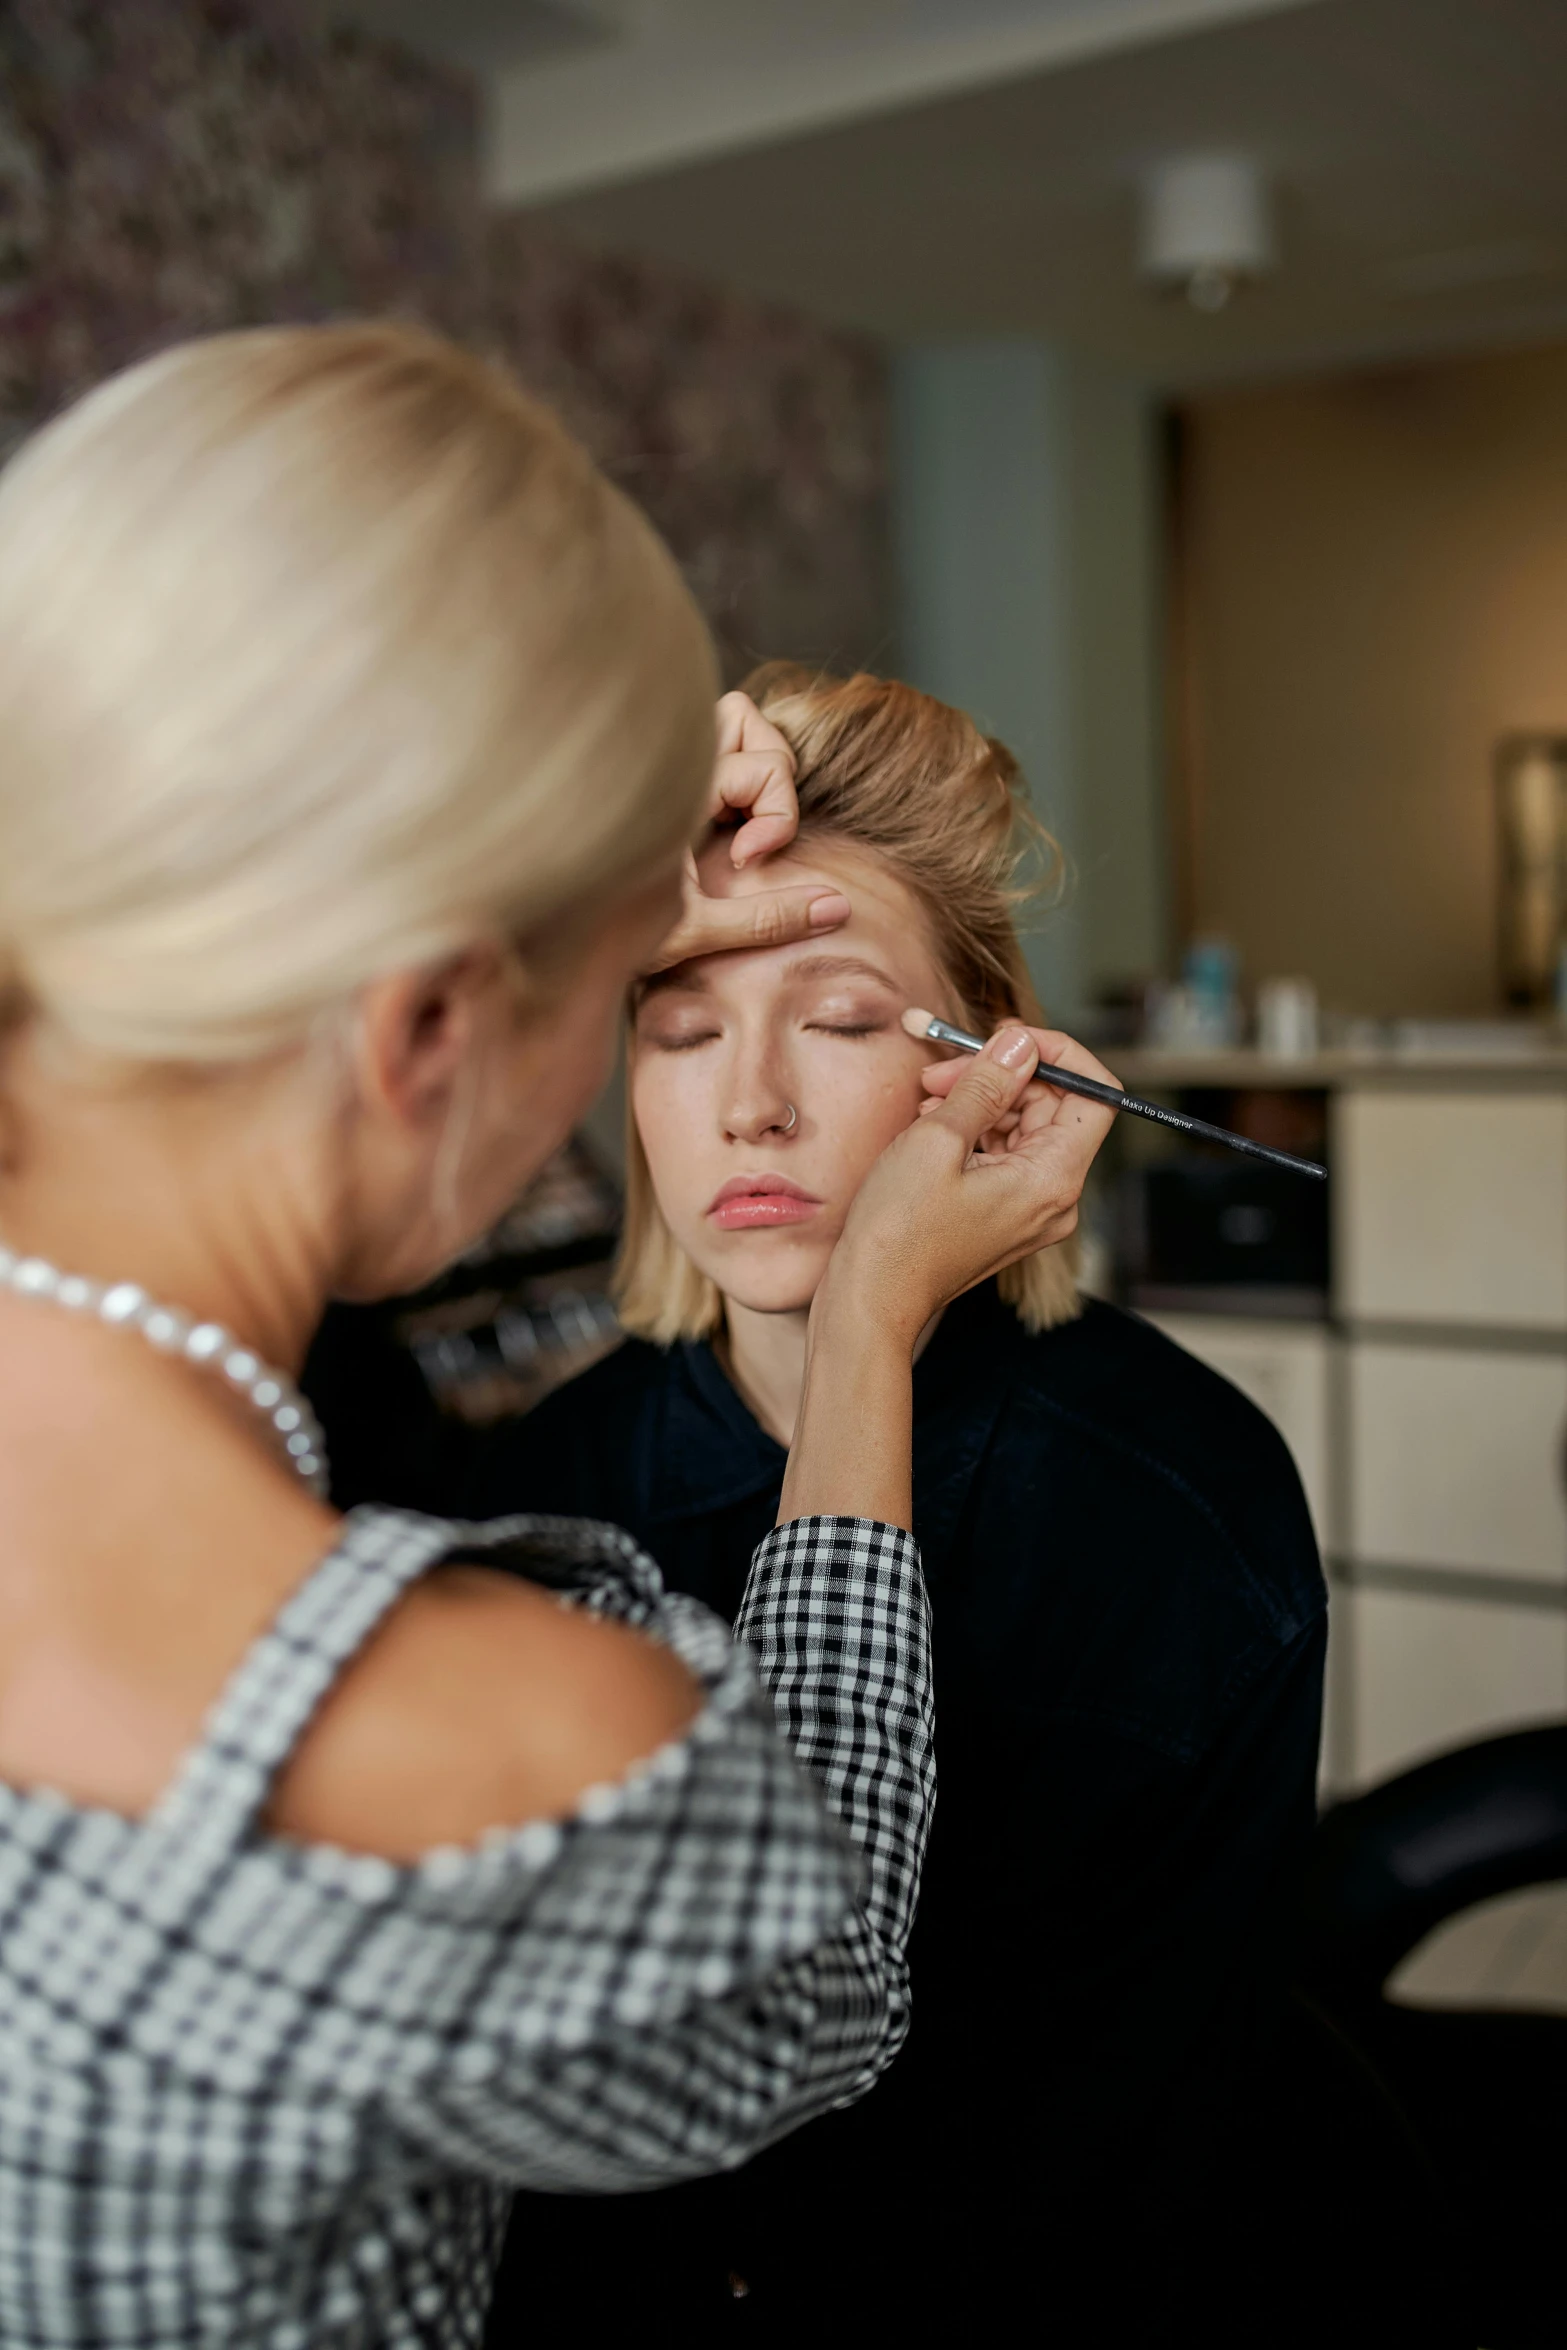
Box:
0, 323, 717, 1078
616, 661, 1081, 1342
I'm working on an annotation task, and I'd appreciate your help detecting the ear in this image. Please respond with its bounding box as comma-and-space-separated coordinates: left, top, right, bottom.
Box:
352, 948, 505, 1132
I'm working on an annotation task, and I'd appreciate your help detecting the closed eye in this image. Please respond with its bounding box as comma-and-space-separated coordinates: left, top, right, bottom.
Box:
643, 1028, 721, 1053
806, 1020, 887, 1040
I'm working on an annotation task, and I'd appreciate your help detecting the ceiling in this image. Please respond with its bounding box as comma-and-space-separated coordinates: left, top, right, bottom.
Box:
339, 0, 1567, 386
336, 1, 1315, 197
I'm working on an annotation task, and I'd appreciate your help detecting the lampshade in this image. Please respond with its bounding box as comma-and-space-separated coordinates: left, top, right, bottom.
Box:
1139, 154, 1275, 311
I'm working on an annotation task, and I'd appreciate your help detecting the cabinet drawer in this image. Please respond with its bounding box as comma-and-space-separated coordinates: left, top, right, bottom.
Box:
1145, 1314, 1334, 1548
1334, 1090, 1567, 1330
1339, 1585, 1567, 1787
1346, 1341, 1567, 1582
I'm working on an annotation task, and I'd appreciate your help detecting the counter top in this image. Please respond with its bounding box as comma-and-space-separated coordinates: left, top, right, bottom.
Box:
1107, 1043, 1567, 1089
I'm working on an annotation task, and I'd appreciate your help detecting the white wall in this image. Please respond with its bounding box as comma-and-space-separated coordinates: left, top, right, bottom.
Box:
890, 340, 1167, 1021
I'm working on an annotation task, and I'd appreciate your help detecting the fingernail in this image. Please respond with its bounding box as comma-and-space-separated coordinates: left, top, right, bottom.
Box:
993, 1027, 1035, 1068
807, 893, 851, 929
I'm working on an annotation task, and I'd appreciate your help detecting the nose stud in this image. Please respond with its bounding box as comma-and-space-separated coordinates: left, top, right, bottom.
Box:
779, 1102, 798, 1134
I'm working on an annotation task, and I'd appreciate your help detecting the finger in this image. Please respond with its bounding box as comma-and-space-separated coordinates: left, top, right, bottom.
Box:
922, 1057, 1050, 1103
921, 1028, 1121, 1104
916, 1098, 1003, 1140
711, 748, 791, 806
1011, 1059, 1117, 1174
1015, 1085, 1100, 1142
714, 689, 793, 763
711, 695, 798, 866
710, 749, 797, 866
1031, 1028, 1123, 1096
970, 1113, 1021, 1156
646, 883, 850, 972
1012, 1035, 1124, 1145
926, 1027, 1039, 1155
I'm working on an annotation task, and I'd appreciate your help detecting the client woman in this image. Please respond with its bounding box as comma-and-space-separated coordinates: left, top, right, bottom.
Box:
465, 665, 1329, 2334
0, 337, 1111, 2347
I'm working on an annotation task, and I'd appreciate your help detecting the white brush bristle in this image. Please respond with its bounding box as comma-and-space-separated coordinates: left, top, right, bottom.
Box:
901, 1006, 935, 1040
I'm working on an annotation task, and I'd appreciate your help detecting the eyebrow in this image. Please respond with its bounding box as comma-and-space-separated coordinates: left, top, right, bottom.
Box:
638, 965, 711, 1000
778, 954, 903, 991
639, 953, 903, 1002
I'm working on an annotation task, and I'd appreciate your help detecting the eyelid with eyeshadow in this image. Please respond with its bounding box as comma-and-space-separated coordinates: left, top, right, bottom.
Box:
641, 1014, 888, 1050
639, 1021, 721, 1052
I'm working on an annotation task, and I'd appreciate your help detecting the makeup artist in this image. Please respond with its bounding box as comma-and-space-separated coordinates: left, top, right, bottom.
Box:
0, 326, 1116, 2348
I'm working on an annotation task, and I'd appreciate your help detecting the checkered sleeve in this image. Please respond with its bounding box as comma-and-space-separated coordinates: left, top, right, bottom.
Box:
736, 1515, 933, 1972
384, 1513, 933, 2193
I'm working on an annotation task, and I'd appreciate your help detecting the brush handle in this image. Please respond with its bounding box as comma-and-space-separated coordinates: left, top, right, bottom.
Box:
923, 1019, 1327, 1182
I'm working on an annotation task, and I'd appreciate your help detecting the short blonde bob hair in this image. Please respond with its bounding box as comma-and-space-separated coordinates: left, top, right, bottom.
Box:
0, 322, 716, 1069
616, 661, 1081, 1343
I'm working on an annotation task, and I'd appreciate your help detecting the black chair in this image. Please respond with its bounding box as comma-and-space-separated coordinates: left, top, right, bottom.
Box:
1279, 1725, 1567, 2350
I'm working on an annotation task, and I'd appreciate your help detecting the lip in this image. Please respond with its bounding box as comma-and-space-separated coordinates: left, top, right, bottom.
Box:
707, 1172, 823, 1230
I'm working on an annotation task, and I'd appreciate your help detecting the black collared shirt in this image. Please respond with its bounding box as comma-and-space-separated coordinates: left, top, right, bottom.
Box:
449, 1283, 1327, 2327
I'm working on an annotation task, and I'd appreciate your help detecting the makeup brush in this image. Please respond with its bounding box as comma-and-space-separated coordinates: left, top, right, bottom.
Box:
901, 1009, 1328, 1181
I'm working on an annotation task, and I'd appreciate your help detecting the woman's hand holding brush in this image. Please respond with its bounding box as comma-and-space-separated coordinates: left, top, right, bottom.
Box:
907, 1007, 1328, 1178
910, 1014, 1120, 1155
780, 1024, 1116, 1530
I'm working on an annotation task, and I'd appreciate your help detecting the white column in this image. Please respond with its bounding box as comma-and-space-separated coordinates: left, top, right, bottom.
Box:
890, 341, 1167, 1022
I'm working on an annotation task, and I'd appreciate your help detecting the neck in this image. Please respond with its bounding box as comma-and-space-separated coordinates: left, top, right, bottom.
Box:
720, 1298, 811, 1447
720, 1294, 946, 1449
0, 1034, 338, 1373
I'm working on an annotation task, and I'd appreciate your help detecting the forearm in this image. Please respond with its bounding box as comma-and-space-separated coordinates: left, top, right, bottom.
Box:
737, 1514, 933, 1951
403, 1516, 935, 2191
780, 1282, 915, 1530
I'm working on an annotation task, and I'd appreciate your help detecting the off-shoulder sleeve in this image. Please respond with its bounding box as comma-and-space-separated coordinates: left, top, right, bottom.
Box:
378, 1512, 933, 2191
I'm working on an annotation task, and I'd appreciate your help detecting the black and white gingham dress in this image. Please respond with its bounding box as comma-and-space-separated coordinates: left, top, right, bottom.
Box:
0, 1505, 932, 2346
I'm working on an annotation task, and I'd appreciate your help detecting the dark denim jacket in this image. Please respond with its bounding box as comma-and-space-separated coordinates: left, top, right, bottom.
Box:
429, 1283, 1326, 2325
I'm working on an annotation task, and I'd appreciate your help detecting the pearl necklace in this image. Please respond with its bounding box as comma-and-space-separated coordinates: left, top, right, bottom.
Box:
0, 1245, 329, 1498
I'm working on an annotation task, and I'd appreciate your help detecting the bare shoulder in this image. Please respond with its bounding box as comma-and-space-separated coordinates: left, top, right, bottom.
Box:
270, 1564, 703, 1864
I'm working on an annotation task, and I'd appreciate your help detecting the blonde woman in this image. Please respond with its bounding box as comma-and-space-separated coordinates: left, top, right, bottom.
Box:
461, 666, 1327, 2337
0, 334, 1113, 2346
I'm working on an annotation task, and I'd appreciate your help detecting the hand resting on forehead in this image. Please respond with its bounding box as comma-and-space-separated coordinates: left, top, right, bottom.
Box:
643, 691, 852, 972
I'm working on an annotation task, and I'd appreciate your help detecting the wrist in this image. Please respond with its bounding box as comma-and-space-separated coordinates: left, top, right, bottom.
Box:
810, 1249, 926, 1360
784, 1281, 915, 1532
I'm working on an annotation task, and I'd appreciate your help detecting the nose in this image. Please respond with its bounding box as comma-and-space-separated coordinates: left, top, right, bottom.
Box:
721, 1041, 798, 1146
724, 1094, 798, 1146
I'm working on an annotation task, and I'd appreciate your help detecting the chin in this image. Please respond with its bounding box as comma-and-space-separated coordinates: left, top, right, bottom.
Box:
696, 1251, 826, 1319
726, 1285, 822, 1317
